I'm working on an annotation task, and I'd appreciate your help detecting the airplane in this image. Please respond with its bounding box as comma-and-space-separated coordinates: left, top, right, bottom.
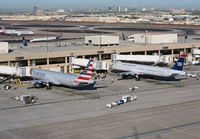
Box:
21, 59, 104, 89
30, 34, 62, 43
111, 54, 195, 81
0, 25, 34, 36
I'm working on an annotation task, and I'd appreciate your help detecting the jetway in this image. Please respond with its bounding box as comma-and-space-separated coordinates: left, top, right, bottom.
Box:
69, 57, 107, 70
0, 66, 18, 75
192, 48, 200, 55
111, 54, 170, 65
192, 48, 200, 64
0, 66, 31, 77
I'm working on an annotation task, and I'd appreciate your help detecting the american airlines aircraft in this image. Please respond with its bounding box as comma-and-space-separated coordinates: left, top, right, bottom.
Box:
111, 55, 187, 81
0, 25, 34, 36
21, 59, 103, 89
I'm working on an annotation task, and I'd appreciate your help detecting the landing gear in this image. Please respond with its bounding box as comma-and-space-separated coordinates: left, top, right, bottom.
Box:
122, 75, 126, 79
170, 76, 175, 81
122, 75, 133, 79
45, 83, 52, 90
135, 75, 140, 81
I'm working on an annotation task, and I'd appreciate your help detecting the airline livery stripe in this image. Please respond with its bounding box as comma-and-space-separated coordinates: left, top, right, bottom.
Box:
77, 77, 90, 80
86, 73, 92, 76
80, 82, 89, 84
139, 72, 169, 77
74, 80, 89, 84
80, 75, 91, 78
81, 74, 92, 77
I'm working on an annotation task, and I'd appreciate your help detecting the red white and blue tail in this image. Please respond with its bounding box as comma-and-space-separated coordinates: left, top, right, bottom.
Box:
76, 59, 93, 83
1, 26, 7, 34
171, 54, 186, 71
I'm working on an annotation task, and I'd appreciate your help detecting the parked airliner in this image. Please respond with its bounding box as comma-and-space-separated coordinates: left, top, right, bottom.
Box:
0, 26, 34, 36
21, 59, 104, 89
30, 34, 62, 42
111, 55, 188, 81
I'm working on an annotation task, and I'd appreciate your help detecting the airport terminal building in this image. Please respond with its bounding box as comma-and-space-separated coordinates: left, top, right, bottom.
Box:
0, 41, 199, 74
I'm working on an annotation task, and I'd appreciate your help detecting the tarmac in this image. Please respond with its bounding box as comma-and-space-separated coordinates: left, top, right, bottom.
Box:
0, 68, 200, 139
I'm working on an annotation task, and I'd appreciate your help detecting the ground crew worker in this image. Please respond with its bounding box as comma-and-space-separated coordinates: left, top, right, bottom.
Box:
111, 79, 114, 84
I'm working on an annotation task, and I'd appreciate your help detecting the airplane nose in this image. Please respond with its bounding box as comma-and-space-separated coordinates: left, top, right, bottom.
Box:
109, 63, 114, 70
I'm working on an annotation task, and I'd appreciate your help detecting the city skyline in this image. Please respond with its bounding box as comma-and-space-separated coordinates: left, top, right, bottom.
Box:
0, 0, 200, 12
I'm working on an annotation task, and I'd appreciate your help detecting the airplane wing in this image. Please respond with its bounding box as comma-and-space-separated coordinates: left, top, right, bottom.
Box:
20, 78, 60, 85
20, 79, 55, 89
119, 71, 140, 76
118, 71, 141, 80
170, 73, 181, 76
20, 80, 46, 85
185, 70, 200, 74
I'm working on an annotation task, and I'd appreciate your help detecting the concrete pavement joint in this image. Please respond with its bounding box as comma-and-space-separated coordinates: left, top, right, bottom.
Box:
162, 125, 200, 138
118, 121, 200, 139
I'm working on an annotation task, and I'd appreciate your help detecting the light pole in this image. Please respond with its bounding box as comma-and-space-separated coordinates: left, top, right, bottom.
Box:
99, 34, 102, 49
47, 26, 49, 52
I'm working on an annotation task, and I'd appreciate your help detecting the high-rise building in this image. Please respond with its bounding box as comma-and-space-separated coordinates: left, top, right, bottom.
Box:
124, 8, 128, 12
191, 8, 195, 12
150, 8, 154, 12
112, 6, 116, 12
33, 6, 38, 15
69, 8, 73, 12
142, 8, 147, 12
179, 9, 185, 14
117, 7, 121, 12
108, 6, 112, 11
171, 9, 178, 14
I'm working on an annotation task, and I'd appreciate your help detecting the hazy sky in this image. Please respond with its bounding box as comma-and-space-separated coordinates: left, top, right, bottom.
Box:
1, 0, 200, 11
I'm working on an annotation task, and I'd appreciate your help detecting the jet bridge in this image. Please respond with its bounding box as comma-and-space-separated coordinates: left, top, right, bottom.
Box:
69, 57, 107, 70
111, 54, 170, 65
192, 48, 200, 64
0, 66, 31, 77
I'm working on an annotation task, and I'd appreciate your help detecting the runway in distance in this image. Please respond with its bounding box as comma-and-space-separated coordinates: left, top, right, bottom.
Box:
21, 59, 104, 89
111, 54, 191, 81
0, 25, 34, 36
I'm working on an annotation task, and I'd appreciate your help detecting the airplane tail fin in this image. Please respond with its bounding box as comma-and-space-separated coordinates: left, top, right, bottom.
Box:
122, 32, 126, 40
171, 54, 186, 71
56, 33, 63, 41
22, 35, 28, 46
1, 25, 7, 34
76, 59, 93, 82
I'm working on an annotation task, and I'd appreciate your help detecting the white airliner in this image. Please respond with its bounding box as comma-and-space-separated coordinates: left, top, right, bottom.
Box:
111, 55, 188, 81
30, 35, 62, 43
0, 25, 34, 36
21, 59, 104, 89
